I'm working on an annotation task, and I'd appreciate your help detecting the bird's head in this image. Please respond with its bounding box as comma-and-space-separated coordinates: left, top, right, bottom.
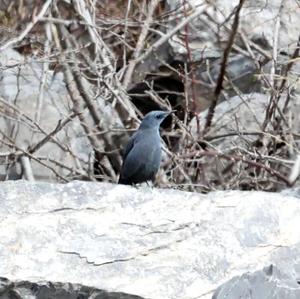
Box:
139, 110, 173, 130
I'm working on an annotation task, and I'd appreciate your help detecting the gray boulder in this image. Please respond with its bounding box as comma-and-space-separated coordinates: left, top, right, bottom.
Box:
212, 264, 300, 299
167, 0, 300, 58
0, 49, 89, 180
0, 277, 144, 299
163, 0, 300, 111
0, 181, 300, 298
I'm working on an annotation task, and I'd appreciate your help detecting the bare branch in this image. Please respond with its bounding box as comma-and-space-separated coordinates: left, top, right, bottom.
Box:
176, 150, 291, 187
123, 0, 162, 88
0, 0, 53, 51
123, 4, 209, 77
203, 0, 246, 134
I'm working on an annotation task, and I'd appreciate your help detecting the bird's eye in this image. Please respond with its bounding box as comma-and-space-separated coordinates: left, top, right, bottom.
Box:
155, 114, 161, 119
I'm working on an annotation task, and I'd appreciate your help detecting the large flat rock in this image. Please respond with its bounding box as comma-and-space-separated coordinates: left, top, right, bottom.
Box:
213, 264, 300, 299
0, 181, 300, 298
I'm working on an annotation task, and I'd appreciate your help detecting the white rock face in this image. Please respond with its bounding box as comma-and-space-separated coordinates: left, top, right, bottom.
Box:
168, 0, 300, 57
196, 93, 269, 137
0, 181, 300, 298
213, 264, 300, 299
164, 1, 300, 113
191, 91, 300, 153
0, 49, 91, 180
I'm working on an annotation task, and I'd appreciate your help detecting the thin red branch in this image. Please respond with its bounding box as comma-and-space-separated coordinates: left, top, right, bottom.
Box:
176, 150, 291, 187
203, 0, 246, 134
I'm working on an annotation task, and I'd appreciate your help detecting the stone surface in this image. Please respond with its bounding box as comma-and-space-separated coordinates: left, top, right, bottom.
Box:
212, 264, 300, 299
0, 181, 300, 298
0, 48, 90, 180
167, 0, 300, 57
0, 48, 127, 181
193, 91, 300, 146
163, 0, 300, 111
194, 92, 269, 141
0, 277, 144, 299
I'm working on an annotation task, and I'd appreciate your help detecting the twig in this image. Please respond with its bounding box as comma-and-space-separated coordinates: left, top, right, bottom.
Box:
0, 130, 68, 182
203, 0, 246, 134
52, 4, 119, 180
37, 156, 96, 181
182, 0, 199, 130
62, 0, 138, 120
20, 156, 35, 181
120, 0, 133, 72
281, 35, 300, 113
0, 97, 81, 160
289, 154, 300, 185
0, 0, 53, 51
74, 0, 115, 72
123, 0, 161, 88
34, 22, 51, 124
126, 5, 209, 71
262, 0, 286, 131
28, 113, 78, 154
176, 150, 291, 187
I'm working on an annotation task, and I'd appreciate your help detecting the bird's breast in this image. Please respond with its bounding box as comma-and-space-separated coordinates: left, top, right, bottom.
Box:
138, 136, 161, 164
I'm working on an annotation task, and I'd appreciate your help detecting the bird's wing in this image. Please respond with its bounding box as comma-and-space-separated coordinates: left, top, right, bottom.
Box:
122, 131, 138, 160
120, 140, 146, 182
120, 131, 150, 182
120, 131, 161, 184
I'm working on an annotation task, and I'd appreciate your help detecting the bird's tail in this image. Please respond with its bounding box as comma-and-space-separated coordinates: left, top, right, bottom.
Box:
118, 176, 131, 185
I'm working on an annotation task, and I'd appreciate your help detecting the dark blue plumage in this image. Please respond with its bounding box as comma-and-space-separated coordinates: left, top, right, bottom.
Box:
118, 110, 171, 185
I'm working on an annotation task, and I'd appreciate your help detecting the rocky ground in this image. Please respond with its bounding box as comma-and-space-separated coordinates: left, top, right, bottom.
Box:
0, 181, 300, 298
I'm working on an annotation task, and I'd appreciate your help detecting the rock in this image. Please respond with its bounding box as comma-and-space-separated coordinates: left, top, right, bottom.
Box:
184, 54, 262, 112
191, 89, 300, 191
212, 264, 300, 299
0, 48, 128, 181
162, 0, 300, 111
167, 0, 300, 57
0, 48, 90, 180
194, 92, 269, 142
0, 277, 144, 299
194, 91, 300, 145
1, 180, 300, 298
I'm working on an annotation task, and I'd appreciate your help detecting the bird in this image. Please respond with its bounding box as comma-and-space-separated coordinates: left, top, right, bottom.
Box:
118, 110, 172, 185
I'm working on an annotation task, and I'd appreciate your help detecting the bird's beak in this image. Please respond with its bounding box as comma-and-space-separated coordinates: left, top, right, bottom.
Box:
166, 109, 176, 115
162, 111, 173, 119
161, 110, 176, 120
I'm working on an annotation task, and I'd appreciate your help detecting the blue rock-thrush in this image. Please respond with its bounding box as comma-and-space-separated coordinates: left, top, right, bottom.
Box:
118, 110, 172, 185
